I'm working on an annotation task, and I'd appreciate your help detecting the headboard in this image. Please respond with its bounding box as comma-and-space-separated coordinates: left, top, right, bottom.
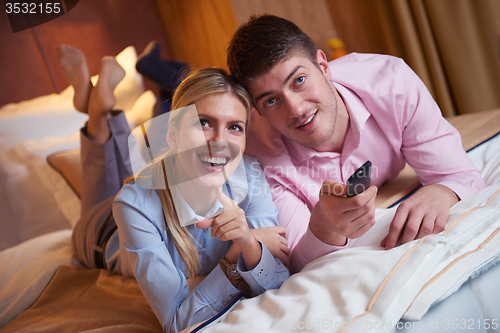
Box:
0, 0, 172, 107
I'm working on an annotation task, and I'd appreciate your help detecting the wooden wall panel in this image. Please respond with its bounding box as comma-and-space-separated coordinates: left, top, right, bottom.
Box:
154, 0, 238, 69
230, 0, 338, 57
325, 0, 391, 55
153, 0, 338, 71
0, 18, 57, 105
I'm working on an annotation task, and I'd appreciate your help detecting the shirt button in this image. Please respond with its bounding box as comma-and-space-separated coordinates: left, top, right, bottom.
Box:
258, 269, 263, 275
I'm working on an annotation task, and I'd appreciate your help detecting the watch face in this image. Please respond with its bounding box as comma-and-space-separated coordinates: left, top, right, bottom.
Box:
228, 265, 241, 279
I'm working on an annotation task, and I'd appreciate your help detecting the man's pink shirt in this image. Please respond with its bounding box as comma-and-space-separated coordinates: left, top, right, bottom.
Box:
245, 53, 485, 273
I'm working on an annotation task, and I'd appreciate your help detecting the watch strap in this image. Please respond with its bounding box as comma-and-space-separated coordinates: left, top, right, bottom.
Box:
220, 256, 243, 280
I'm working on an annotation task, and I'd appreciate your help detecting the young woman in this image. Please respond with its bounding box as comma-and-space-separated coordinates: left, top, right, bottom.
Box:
58, 45, 289, 333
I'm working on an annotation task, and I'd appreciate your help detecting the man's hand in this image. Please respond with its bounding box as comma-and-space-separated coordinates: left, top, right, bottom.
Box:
381, 184, 459, 249
251, 226, 289, 266
310, 180, 377, 246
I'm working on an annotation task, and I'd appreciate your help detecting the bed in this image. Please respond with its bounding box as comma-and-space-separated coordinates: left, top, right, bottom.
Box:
1, 43, 500, 332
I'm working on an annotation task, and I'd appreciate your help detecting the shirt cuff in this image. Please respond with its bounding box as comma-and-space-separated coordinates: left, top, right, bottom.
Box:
290, 226, 349, 273
237, 242, 277, 295
195, 263, 240, 313
438, 178, 485, 201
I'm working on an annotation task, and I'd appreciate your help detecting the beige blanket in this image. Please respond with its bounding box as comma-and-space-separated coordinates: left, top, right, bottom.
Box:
0, 265, 162, 333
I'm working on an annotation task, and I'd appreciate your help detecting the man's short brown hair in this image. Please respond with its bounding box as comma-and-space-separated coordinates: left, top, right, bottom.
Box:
227, 14, 318, 87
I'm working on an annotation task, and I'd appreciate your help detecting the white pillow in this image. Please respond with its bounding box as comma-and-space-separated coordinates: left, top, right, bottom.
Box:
0, 46, 147, 251
0, 116, 81, 250
126, 90, 156, 130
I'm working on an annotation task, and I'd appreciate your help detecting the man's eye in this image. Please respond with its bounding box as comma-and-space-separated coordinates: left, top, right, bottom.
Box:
265, 98, 276, 107
296, 76, 305, 85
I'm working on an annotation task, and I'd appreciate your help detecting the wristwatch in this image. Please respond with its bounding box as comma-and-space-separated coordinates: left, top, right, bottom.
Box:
220, 256, 243, 280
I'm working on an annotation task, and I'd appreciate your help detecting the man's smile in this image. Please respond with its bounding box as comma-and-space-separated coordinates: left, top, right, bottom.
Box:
295, 111, 318, 131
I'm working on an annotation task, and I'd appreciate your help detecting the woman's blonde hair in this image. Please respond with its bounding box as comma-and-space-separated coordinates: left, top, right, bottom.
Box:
154, 68, 250, 279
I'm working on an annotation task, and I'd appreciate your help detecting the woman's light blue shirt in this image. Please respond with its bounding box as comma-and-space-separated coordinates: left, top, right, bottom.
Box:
110, 155, 289, 333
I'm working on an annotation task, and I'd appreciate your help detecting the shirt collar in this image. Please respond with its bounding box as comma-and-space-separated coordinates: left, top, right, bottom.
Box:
333, 82, 371, 146
286, 82, 371, 163
169, 157, 249, 226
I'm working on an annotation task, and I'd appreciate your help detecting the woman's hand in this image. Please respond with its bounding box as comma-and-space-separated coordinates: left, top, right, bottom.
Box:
251, 227, 289, 267
196, 188, 262, 269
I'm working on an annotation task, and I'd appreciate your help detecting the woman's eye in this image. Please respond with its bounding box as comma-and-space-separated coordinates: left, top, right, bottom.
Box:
199, 119, 210, 128
296, 76, 305, 85
229, 124, 244, 132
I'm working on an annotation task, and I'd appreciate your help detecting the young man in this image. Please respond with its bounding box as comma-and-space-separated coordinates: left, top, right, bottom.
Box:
227, 14, 485, 273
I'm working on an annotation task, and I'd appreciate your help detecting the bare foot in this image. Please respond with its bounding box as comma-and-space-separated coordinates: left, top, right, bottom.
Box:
88, 56, 125, 117
57, 44, 92, 113
86, 57, 125, 143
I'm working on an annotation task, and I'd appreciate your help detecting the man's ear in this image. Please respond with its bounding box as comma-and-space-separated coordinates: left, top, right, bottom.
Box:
166, 127, 177, 149
315, 49, 331, 79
